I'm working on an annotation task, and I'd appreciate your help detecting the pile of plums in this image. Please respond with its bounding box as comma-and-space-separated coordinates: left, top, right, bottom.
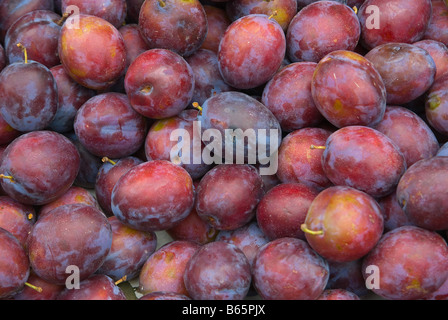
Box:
0, 0, 448, 301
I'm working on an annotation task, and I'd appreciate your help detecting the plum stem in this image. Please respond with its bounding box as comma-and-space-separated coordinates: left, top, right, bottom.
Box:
310, 145, 326, 150
140, 85, 153, 94
0, 174, 15, 183
27, 213, 34, 220
56, 12, 71, 26
16, 43, 28, 64
158, 0, 166, 7
353, 6, 358, 14
192, 102, 203, 115
102, 157, 116, 165
25, 282, 43, 293
115, 275, 127, 286
268, 10, 278, 20
301, 224, 324, 236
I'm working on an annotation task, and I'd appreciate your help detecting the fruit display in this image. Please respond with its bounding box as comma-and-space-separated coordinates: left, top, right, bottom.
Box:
0, 0, 448, 303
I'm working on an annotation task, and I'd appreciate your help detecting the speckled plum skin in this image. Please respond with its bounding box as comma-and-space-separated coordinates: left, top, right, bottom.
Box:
74, 93, 147, 159
276, 127, 333, 190
27, 204, 112, 285
358, 0, 432, 50
0, 196, 35, 247
218, 14, 286, 89
0, 61, 58, 132
195, 164, 264, 231
396, 157, 448, 231
139, 240, 200, 296
97, 216, 157, 282
58, 14, 127, 90
226, 0, 297, 31
124, 49, 194, 119
261, 62, 324, 132
0, 131, 80, 206
57, 274, 126, 300
311, 50, 386, 128
200, 5, 231, 53
424, 0, 448, 45
326, 259, 369, 297
138, 0, 208, 57
61, 0, 127, 29
118, 24, 149, 72
317, 289, 360, 300
184, 241, 252, 300
414, 40, 448, 81
12, 272, 64, 300
362, 226, 448, 300
139, 291, 191, 300
0, 0, 54, 43
286, 1, 360, 63
303, 186, 384, 263
256, 183, 319, 241
373, 106, 439, 168
111, 160, 195, 232
252, 237, 329, 300
426, 74, 448, 136
95, 156, 143, 216
322, 126, 407, 198
0, 228, 30, 299
378, 191, 413, 232
4, 10, 62, 68
365, 43, 436, 105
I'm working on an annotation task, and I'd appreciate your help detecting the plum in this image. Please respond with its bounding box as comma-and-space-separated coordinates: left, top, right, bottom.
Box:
364, 43, 436, 105
11, 271, 64, 300
252, 237, 329, 300
424, 0, 448, 46
0, 196, 35, 247
425, 74, 448, 136
57, 274, 127, 300
124, 48, 194, 119
184, 241, 252, 300
58, 14, 127, 90
321, 126, 406, 198
378, 191, 413, 232
118, 24, 149, 72
27, 204, 113, 285
200, 5, 231, 53
311, 50, 386, 128
138, 0, 208, 57
414, 39, 448, 81
362, 226, 448, 300
286, 1, 360, 63
111, 160, 195, 232
302, 186, 384, 262
0, 131, 80, 206
138, 240, 200, 297
317, 289, 361, 300
218, 14, 286, 89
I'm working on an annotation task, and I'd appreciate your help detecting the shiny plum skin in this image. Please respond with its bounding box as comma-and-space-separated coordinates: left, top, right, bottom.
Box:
256, 183, 319, 241
74, 92, 147, 159
118, 24, 149, 72
378, 191, 413, 232
365, 43, 436, 105
144, 109, 212, 180
426, 74, 448, 136
373, 106, 439, 167
4, 10, 62, 68
0, 196, 35, 247
414, 40, 448, 81
111, 160, 195, 232
200, 5, 231, 53
252, 237, 329, 300
261, 62, 323, 132
96, 216, 157, 282
61, 0, 127, 29
124, 49, 194, 119
0, 0, 54, 43
276, 127, 333, 190
138, 0, 208, 57
139, 240, 200, 296
184, 241, 252, 300
302, 186, 384, 263
12, 272, 64, 300
0, 228, 30, 299
311, 50, 386, 128
57, 274, 126, 300
215, 221, 269, 268
226, 0, 297, 31
59, 14, 127, 90
49, 65, 95, 133
322, 126, 407, 198
286, 1, 360, 63
95, 156, 143, 216
396, 157, 448, 230
424, 0, 448, 45
0, 131, 80, 205
362, 226, 448, 300
326, 259, 369, 297
186, 49, 234, 105
0, 61, 58, 132
218, 14, 286, 89
317, 289, 360, 300
27, 204, 112, 285
195, 164, 264, 231
358, 0, 432, 50
139, 291, 191, 300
